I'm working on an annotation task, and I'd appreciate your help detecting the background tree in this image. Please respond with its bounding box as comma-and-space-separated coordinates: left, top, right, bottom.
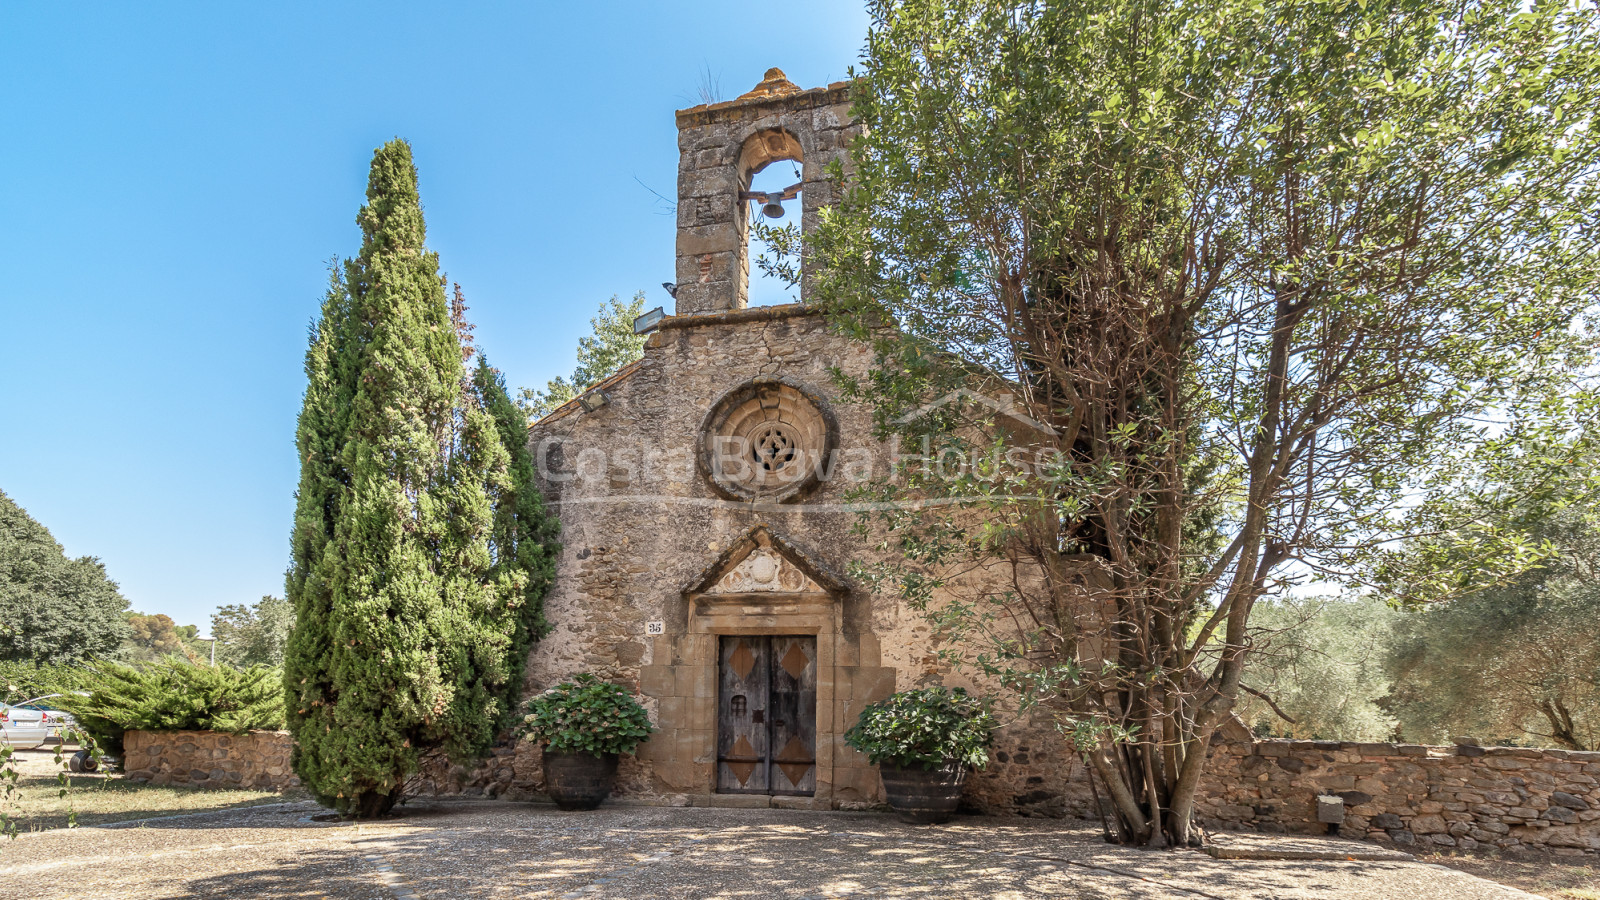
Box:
121, 612, 203, 663
813, 0, 1600, 845
283, 140, 549, 818
0, 489, 129, 664
0, 660, 91, 703
210, 595, 294, 668
1234, 596, 1398, 742
517, 292, 647, 421
1379, 431, 1600, 750
1385, 575, 1600, 751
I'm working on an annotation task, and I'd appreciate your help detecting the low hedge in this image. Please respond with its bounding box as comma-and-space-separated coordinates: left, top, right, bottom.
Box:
56, 657, 285, 757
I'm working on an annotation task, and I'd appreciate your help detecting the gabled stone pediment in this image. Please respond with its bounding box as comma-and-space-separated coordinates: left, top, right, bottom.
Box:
683, 525, 847, 597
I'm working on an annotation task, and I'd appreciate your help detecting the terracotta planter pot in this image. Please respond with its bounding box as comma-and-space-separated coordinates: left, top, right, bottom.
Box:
879, 760, 968, 825
543, 750, 619, 811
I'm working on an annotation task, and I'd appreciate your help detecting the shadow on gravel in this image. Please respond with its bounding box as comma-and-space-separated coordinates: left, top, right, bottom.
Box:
347, 810, 1186, 899
101, 803, 1532, 900
98, 801, 321, 831
161, 848, 389, 900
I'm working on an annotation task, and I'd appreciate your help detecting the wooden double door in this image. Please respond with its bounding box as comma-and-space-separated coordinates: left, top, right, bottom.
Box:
716, 635, 817, 795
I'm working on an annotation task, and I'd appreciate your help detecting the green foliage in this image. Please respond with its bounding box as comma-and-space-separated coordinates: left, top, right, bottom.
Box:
1354, 429, 1600, 749
518, 674, 654, 756
210, 596, 294, 668
0, 746, 20, 839
57, 658, 285, 758
1236, 597, 1399, 742
0, 660, 91, 704
473, 356, 560, 722
1369, 415, 1600, 606
0, 489, 130, 664
516, 292, 647, 421
808, 0, 1600, 846
283, 140, 552, 818
1383, 501, 1600, 751
845, 687, 996, 770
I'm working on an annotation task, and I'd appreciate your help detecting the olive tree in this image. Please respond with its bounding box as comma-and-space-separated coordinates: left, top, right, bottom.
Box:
811, 0, 1600, 846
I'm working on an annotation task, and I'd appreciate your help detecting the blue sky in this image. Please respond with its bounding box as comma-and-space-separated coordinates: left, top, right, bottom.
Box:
0, 2, 870, 631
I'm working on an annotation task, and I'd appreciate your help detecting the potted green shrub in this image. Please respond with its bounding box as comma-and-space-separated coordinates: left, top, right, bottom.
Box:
845, 686, 995, 824
519, 674, 654, 810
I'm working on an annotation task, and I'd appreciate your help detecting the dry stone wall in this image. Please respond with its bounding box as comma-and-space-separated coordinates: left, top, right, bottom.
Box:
122, 729, 299, 792
1195, 735, 1600, 854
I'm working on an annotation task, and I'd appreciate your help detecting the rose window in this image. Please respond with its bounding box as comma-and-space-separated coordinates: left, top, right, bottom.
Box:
699, 378, 837, 503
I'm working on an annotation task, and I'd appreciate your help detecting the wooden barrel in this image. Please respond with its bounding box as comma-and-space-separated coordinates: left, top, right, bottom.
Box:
542, 751, 619, 810
879, 761, 968, 824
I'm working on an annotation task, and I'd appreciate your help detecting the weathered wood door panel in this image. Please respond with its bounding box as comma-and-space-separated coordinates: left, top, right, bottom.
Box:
717, 635, 816, 795
768, 635, 817, 794
717, 636, 770, 793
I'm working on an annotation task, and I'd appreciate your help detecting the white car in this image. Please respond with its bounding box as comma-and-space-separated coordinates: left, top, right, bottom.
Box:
16, 695, 80, 736
0, 703, 53, 749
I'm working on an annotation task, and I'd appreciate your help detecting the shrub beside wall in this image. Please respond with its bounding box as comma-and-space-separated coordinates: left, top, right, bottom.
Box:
59, 658, 285, 757
122, 729, 298, 791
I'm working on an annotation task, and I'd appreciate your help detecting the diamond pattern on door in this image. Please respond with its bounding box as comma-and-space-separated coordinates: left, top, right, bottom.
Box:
774, 735, 815, 791
729, 641, 755, 680
780, 641, 810, 680
777, 761, 814, 789
717, 635, 816, 796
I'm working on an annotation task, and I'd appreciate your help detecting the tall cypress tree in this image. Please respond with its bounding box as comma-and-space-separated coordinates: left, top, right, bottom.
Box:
473, 355, 560, 720
284, 140, 550, 817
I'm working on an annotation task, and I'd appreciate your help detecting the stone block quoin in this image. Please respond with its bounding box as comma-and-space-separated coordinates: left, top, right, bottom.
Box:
673, 69, 857, 316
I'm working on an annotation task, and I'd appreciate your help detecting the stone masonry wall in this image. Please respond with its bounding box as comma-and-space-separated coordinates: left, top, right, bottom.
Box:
673, 70, 857, 316
122, 729, 299, 792
1195, 735, 1600, 855
518, 304, 1042, 809
523, 307, 898, 807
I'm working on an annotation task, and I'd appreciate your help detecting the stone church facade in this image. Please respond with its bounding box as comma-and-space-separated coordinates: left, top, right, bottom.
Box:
506, 70, 1085, 814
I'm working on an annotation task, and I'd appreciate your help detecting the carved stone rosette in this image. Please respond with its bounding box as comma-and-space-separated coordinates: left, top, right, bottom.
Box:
697, 377, 838, 503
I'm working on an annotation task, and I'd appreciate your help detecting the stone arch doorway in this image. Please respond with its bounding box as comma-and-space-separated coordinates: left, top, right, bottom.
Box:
635, 525, 897, 807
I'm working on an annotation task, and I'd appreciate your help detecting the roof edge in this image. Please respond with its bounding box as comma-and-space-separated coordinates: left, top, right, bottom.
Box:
527, 359, 644, 430
676, 80, 854, 125
651, 302, 821, 338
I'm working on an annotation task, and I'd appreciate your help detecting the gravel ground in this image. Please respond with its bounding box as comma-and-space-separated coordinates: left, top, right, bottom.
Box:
0, 800, 1544, 900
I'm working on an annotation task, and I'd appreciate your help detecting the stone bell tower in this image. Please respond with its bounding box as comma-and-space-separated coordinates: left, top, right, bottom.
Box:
672, 69, 858, 316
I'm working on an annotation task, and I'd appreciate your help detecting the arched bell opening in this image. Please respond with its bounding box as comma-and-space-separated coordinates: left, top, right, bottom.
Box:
736, 128, 806, 308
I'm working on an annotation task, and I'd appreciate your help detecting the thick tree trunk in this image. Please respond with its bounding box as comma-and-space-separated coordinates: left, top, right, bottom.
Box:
352, 788, 398, 819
